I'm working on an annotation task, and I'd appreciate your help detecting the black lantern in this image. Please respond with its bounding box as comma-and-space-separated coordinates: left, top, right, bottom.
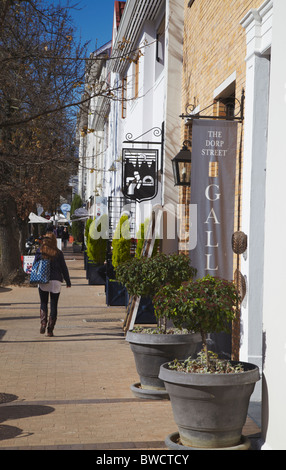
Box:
171, 140, 192, 186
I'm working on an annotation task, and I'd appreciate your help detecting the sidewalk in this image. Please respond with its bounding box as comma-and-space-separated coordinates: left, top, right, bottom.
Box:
0, 246, 261, 450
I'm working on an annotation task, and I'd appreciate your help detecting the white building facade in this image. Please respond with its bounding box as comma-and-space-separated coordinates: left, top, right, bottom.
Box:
240, 0, 286, 449
76, 0, 286, 449
77, 41, 112, 218
106, 0, 184, 250
78, 0, 184, 248
258, 0, 286, 450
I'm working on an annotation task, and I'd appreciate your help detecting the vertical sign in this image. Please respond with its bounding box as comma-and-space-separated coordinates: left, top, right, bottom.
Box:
190, 120, 238, 281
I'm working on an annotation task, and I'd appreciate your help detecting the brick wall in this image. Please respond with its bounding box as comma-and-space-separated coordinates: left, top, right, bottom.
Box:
179, 0, 264, 358
179, 0, 263, 247
182, 0, 262, 111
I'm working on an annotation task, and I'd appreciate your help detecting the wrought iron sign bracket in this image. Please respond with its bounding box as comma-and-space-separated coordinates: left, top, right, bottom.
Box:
180, 89, 245, 123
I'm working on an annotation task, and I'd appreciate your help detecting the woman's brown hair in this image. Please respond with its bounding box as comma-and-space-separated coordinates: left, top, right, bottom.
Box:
40, 232, 59, 260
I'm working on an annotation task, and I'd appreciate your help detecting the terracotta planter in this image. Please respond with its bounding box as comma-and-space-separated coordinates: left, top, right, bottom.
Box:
159, 360, 260, 449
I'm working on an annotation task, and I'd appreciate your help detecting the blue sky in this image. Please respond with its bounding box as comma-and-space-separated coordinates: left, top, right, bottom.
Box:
70, 0, 118, 54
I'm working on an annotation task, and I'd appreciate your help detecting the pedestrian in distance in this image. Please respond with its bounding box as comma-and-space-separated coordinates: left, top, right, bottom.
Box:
61, 226, 69, 248
34, 232, 71, 337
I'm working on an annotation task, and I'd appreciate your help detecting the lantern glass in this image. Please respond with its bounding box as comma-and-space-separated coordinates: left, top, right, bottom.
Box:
172, 145, 192, 186
178, 161, 191, 185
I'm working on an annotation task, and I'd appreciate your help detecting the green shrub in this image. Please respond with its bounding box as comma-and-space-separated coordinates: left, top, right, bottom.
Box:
135, 218, 159, 258
153, 275, 240, 365
116, 252, 197, 331
86, 214, 108, 265
115, 252, 196, 300
111, 214, 132, 269
85, 218, 92, 245
70, 194, 83, 242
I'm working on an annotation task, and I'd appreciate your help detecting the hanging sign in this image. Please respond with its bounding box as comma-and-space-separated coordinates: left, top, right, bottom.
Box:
122, 148, 158, 202
60, 203, 71, 218
190, 120, 238, 281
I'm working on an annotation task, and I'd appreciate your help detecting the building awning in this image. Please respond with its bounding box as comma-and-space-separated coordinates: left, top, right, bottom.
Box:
28, 212, 51, 224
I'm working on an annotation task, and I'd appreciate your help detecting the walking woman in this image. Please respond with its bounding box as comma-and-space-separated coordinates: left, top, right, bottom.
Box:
34, 232, 71, 337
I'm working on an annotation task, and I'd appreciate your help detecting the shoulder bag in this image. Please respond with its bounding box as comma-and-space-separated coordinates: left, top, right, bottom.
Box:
30, 259, 50, 284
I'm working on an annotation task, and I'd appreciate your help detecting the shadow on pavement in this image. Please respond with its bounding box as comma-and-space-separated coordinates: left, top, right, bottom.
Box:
0, 424, 28, 441
0, 403, 54, 425
0, 394, 54, 442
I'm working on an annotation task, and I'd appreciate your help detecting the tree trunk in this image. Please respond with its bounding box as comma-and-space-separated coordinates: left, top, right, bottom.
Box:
18, 217, 29, 255
0, 195, 25, 284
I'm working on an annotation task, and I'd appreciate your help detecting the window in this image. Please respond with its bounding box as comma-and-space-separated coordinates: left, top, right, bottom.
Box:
122, 76, 127, 118
213, 79, 236, 120
156, 16, 165, 65
134, 56, 139, 98
217, 94, 236, 119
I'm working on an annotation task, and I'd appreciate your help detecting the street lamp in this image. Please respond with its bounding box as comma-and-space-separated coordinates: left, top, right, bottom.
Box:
171, 140, 192, 186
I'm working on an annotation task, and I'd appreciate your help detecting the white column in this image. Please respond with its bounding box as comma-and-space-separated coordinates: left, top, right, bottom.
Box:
262, 0, 286, 450
240, 1, 272, 401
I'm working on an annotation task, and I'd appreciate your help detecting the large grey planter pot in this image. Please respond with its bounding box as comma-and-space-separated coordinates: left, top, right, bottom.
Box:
159, 360, 260, 449
126, 330, 201, 399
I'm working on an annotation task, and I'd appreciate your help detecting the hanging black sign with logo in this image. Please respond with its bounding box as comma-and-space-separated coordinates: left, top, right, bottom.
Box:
122, 148, 158, 202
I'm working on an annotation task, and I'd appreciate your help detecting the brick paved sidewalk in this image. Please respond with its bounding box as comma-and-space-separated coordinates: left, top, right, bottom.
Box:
0, 249, 261, 450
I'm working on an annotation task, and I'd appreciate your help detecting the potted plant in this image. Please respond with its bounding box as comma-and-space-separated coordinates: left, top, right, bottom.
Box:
86, 214, 108, 285
105, 214, 131, 306
156, 275, 260, 449
115, 253, 200, 399
124, 218, 159, 320
84, 218, 92, 272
